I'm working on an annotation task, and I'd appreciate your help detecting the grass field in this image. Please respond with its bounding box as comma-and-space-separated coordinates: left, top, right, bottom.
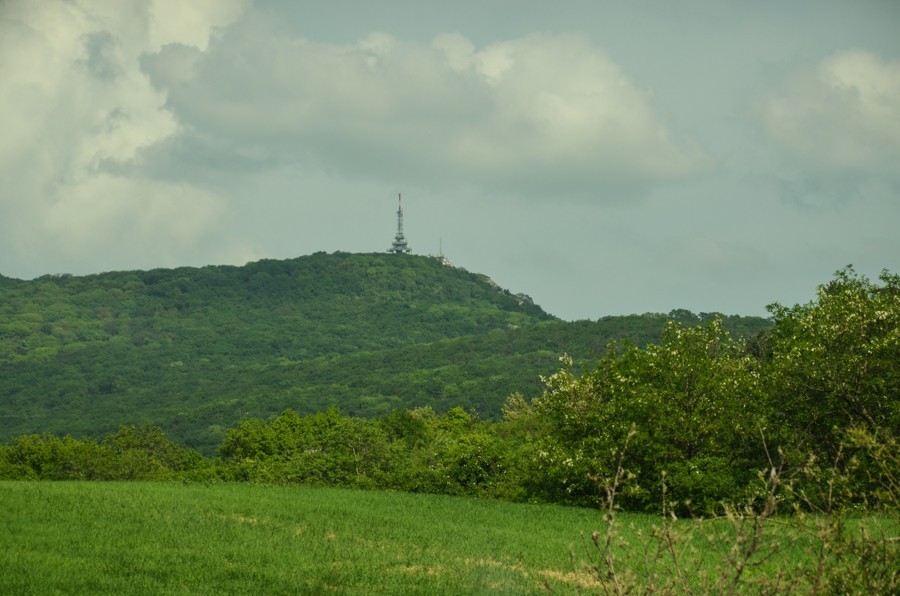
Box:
1, 481, 896, 594
0, 481, 622, 594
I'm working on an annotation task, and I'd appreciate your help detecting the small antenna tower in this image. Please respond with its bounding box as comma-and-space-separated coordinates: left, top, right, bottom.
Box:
436, 236, 453, 267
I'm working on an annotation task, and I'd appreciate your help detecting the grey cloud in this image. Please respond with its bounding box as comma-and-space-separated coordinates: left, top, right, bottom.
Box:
759, 49, 900, 175
140, 18, 711, 199
82, 31, 122, 80
751, 49, 900, 211
102, 131, 275, 186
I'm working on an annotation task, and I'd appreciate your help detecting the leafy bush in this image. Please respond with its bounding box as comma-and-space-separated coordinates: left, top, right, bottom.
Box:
0, 425, 200, 481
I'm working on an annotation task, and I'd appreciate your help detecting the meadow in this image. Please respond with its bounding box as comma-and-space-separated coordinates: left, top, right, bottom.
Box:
1, 481, 617, 594
3, 481, 894, 594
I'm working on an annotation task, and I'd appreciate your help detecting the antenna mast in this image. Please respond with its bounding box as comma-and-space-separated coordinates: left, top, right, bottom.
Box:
387, 193, 412, 254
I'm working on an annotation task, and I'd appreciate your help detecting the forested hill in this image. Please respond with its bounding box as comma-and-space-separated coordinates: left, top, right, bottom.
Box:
0, 252, 551, 358
0, 252, 769, 453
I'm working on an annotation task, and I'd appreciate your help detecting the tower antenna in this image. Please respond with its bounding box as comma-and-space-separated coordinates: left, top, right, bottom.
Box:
387, 193, 411, 254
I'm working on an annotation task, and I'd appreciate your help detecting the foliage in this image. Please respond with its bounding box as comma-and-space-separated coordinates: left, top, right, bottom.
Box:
1, 266, 897, 592
530, 319, 765, 512
581, 425, 898, 594
765, 267, 899, 453
213, 406, 527, 500
1, 267, 895, 518
217, 407, 392, 488
0, 424, 200, 481
0, 251, 769, 454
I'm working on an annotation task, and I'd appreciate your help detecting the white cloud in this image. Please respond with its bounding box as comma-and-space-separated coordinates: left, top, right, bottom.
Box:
760, 49, 900, 173
0, 0, 249, 276
141, 21, 710, 196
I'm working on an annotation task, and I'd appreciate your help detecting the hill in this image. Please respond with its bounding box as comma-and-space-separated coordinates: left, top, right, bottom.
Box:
0, 252, 769, 453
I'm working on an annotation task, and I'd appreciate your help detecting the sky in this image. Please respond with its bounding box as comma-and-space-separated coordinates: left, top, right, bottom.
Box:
1, 0, 899, 320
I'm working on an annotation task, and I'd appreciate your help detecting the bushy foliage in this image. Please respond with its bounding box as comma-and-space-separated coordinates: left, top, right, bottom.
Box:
218, 408, 392, 487
523, 267, 898, 513
528, 320, 765, 512
0, 424, 200, 480
213, 406, 528, 500
580, 423, 898, 594
766, 268, 899, 449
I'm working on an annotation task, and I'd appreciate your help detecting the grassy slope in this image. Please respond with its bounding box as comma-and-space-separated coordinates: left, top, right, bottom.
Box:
3, 482, 891, 594
0, 481, 616, 594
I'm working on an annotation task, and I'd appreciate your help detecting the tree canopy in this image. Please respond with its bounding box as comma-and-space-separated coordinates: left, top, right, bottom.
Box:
0, 252, 768, 453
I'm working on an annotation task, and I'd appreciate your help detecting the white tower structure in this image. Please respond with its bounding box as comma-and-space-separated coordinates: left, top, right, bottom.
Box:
388, 193, 412, 254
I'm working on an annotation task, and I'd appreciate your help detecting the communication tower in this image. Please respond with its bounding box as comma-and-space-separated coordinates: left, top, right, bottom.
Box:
388, 193, 412, 254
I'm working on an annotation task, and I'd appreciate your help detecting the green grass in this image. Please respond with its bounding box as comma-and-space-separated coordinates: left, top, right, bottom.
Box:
0, 481, 621, 594
1, 482, 895, 594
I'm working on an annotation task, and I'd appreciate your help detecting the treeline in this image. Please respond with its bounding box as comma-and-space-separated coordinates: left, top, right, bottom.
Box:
0, 425, 201, 481
2, 268, 896, 513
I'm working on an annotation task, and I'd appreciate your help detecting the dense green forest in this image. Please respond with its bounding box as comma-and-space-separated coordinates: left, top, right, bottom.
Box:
0, 252, 768, 453
1, 265, 896, 520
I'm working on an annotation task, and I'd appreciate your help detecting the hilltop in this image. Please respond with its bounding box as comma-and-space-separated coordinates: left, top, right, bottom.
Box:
0, 252, 769, 453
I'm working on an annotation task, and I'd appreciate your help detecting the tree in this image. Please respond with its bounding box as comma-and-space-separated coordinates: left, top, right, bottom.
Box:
218, 408, 391, 487
100, 424, 199, 479
766, 267, 899, 452
532, 319, 765, 511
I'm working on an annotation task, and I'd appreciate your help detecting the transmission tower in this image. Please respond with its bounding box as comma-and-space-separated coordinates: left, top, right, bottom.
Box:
387, 193, 412, 254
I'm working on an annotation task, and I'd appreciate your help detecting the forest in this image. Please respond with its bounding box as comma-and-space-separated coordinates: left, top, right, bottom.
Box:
1, 262, 896, 517
0, 252, 768, 453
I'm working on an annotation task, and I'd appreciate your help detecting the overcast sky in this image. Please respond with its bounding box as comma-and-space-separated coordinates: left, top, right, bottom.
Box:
2, 1, 898, 320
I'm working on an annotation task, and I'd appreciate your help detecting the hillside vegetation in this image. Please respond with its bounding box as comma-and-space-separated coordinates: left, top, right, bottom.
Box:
2, 266, 895, 593
0, 252, 767, 453
2, 267, 894, 510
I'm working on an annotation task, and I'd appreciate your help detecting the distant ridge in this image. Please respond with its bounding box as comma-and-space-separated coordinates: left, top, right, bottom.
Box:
0, 252, 769, 453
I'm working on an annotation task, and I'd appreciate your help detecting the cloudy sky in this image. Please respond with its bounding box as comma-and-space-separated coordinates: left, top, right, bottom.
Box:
2, 0, 898, 320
